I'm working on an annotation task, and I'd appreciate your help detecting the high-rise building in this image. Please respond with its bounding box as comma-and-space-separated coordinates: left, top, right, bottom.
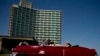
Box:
8, 0, 62, 44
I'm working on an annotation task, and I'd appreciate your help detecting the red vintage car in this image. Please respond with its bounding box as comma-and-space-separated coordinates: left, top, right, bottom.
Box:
12, 44, 97, 56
